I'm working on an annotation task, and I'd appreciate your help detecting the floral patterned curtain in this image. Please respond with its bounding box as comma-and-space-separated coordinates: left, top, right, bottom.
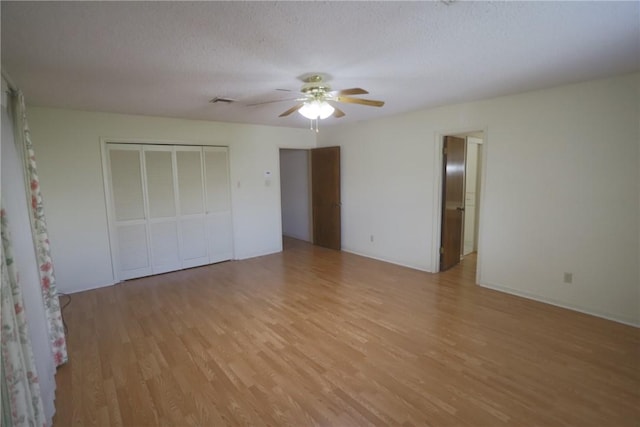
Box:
1, 206, 47, 427
12, 91, 67, 367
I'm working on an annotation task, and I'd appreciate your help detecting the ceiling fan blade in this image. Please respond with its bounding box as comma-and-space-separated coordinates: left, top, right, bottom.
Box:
336, 96, 384, 107
332, 106, 346, 118
337, 88, 369, 96
247, 97, 300, 107
279, 103, 304, 117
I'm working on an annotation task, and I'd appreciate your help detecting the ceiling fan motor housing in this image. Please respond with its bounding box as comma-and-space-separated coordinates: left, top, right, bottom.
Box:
301, 75, 331, 99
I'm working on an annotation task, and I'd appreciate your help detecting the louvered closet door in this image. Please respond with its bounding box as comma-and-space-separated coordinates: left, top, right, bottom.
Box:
107, 144, 233, 281
108, 144, 152, 280
176, 147, 209, 268
144, 146, 182, 275
204, 147, 233, 263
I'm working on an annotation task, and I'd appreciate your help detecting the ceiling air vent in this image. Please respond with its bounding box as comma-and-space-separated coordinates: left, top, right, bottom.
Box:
209, 97, 235, 104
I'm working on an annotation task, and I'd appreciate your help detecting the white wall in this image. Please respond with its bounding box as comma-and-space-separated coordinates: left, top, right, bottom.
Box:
27, 108, 315, 293
23, 73, 640, 325
318, 73, 640, 326
279, 149, 311, 242
320, 113, 437, 271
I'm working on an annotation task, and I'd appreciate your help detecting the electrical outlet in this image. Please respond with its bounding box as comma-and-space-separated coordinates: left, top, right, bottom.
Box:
370, 235, 374, 243
563, 272, 573, 284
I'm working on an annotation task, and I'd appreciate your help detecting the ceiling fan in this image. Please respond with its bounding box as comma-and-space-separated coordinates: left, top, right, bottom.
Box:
249, 74, 384, 130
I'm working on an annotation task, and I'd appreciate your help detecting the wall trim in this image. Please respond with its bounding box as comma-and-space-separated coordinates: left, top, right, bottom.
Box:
346, 239, 638, 327
479, 280, 640, 328
342, 248, 432, 273
282, 232, 311, 243
101, 136, 228, 147
235, 247, 282, 261
99, 138, 118, 283
65, 280, 120, 295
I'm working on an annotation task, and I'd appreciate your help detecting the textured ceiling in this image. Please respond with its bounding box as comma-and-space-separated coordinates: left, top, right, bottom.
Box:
2, 1, 639, 128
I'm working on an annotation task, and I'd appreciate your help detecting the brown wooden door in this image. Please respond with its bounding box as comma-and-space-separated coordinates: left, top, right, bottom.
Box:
440, 136, 466, 271
311, 146, 341, 250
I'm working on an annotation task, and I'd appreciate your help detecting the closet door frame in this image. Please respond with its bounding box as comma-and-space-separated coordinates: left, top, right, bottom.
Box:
101, 138, 234, 283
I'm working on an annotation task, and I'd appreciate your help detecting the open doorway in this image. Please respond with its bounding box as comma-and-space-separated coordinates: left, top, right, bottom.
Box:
279, 147, 342, 251
438, 131, 484, 274
279, 149, 312, 243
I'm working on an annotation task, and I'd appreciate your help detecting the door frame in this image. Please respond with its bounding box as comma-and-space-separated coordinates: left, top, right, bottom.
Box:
276, 145, 342, 251
431, 127, 489, 284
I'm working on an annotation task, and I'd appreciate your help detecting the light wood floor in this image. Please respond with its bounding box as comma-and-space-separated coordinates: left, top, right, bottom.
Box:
54, 238, 639, 426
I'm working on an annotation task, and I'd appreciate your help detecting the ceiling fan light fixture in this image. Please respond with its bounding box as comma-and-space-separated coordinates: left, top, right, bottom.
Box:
298, 100, 334, 120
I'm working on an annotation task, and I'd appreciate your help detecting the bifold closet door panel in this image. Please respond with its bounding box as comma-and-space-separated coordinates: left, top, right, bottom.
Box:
176, 148, 209, 268
145, 149, 176, 218
116, 224, 150, 278
180, 218, 207, 267
206, 212, 233, 263
110, 148, 145, 221
149, 221, 181, 274
108, 146, 152, 280
204, 147, 233, 263
144, 147, 181, 274
177, 149, 204, 215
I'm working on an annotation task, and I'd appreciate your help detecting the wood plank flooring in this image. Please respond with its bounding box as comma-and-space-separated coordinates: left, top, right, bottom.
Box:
53, 238, 639, 426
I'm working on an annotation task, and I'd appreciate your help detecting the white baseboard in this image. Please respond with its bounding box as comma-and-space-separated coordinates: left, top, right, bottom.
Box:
479, 281, 640, 328
61, 249, 283, 294
282, 232, 311, 243
338, 248, 638, 328
235, 247, 281, 260
61, 249, 639, 329
59, 280, 119, 295
341, 247, 432, 273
